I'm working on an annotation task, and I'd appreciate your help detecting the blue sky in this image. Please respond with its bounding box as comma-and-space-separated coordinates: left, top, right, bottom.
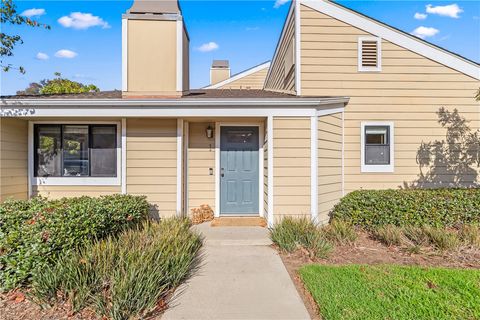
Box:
1, 1, 479, 95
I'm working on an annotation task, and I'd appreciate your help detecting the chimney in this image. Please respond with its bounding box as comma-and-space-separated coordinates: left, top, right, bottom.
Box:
122, 0, 189, 98
210, 60, 230, 86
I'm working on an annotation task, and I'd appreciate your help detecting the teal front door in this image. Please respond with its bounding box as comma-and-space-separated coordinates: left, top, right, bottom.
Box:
220, 126, 259, 215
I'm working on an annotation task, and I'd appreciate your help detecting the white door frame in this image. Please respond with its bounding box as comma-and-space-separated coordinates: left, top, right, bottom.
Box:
215, 122, 265, 218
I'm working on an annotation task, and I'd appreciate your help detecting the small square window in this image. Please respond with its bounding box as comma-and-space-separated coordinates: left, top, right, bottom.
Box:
361, 122, 394, 172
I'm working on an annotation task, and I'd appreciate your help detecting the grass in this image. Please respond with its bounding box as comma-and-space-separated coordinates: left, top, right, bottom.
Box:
270, 217, 332, 258
322, 220, 357, 245
300, 264, 480, 320
31, 218, 202, 320
373, 224, 403, 246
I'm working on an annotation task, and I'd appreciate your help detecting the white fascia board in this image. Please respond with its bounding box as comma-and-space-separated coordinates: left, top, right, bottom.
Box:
294, 0, 302, 96
204, 62, 271, 89
300, 0, 480, 80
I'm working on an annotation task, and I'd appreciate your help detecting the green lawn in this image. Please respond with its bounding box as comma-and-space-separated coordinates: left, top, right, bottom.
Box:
299, 264, 480, 320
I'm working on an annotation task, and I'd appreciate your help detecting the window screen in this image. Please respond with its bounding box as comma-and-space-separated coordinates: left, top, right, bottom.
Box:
365, 126, 390, 165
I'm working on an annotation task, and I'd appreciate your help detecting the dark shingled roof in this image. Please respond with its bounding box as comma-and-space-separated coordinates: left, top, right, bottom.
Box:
1, 89, 304, 100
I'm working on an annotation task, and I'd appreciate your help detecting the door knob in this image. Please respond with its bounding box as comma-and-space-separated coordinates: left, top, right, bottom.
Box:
221, 168, 225, 177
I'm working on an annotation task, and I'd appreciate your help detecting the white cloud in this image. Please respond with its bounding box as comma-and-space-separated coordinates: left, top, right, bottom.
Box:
54, 49, 78, 59
274, 0, 289, 9
21, 8, 46, 17
411, 26, 439, 39
426, 4, 463, 18
58, 12, 110, 30
197, 42, 219, 52
35, 52, 49, 60
414, 12, 428, 20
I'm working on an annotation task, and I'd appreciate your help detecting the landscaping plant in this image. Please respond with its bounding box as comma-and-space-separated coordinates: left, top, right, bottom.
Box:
323, 220, 357, 245
270, 217, 332, 258
332, 188, 480, 229
373, 225, 404, 246
31, 218, 202, 320
0, 195, 149, 290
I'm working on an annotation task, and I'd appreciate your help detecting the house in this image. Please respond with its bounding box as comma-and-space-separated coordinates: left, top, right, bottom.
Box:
1, 0, 479, 227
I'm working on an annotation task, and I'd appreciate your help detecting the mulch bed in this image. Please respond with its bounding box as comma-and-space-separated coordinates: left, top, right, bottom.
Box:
279, 231, 480, 320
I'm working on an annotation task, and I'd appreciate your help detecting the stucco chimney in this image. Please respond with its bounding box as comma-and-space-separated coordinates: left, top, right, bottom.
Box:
122, 0, 189, 98
210, 60, 230, 86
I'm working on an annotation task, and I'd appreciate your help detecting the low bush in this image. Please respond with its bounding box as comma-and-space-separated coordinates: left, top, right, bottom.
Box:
373, 225, 403, 246
323, 220, 357, 245
270, 217, 332, 258
31, 219, 202, 320
0, 195, 149, 290
459, 224, 480, 248
332, 189, 480, 229
422, 226, 460, 251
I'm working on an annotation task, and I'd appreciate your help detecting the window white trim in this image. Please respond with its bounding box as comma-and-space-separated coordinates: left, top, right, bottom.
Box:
29, 120, 122, 186
214, 122, 264, 218
358, 36, 381, 72
361, 121, 394, 173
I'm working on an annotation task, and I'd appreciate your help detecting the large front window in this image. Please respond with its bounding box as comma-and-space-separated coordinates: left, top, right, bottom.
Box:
34, 124, 117, 177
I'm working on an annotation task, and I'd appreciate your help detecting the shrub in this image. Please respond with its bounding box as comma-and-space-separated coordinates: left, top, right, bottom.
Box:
332, 189, 480, 229
270, 217, 332, 258
31, 219, 202, 320
402, 226, 429, 246
422, 226, 460, 251
323, 220, 357, 245
373, 225, 403, 246
0, 194, 149, 290
459, 224, 480, 248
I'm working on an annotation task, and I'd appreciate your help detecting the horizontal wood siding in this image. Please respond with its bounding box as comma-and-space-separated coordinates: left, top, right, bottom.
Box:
0, 118, 28, 201
32, 186, 120, 198
300, 5, 480, 192
318, 113, 343, 223
217, 67, 269, 90
273, 117, 311, 220
126, 118, 177, 217
187, 122, 215, 213
264, 6, 296, 94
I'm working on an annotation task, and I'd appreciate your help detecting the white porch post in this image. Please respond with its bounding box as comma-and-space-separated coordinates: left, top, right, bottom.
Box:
176, 119, 184, 216
267, 116, 274, 227
310, 115, 319, 223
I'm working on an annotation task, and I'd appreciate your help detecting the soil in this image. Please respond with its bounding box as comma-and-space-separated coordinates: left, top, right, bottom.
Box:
279, 231, 480, 320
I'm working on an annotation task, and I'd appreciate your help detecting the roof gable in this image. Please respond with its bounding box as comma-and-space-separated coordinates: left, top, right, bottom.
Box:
301, 0, 480, 80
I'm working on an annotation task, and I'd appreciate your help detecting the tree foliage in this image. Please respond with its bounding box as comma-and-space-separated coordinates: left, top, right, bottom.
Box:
1, 0, 50, 73
16, 73, 100, 95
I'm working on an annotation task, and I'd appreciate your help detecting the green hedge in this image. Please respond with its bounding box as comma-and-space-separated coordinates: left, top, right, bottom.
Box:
0, 195, 149, 290
332, 189, 480, 229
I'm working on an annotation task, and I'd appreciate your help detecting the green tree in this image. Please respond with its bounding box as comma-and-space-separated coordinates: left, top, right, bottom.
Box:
16, 73, 100, 95
1, 0, 50, 73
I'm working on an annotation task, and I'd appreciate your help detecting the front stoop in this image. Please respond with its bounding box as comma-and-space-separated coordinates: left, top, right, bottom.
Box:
210, 217, 267, 227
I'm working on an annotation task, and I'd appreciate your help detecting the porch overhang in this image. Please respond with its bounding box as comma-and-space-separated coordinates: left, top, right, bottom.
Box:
0, 97, 349, 118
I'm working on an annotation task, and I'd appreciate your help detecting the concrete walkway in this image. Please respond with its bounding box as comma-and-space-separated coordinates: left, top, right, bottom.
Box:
162, 223, 310, 320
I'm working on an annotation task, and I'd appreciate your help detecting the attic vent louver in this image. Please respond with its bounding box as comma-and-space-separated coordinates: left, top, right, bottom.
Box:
358, 37, 381, 72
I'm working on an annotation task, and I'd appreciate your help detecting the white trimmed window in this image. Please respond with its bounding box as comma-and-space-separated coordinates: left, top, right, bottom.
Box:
30, 121, 121, 186
361, 122, 394, 172
358, 37, 382, 72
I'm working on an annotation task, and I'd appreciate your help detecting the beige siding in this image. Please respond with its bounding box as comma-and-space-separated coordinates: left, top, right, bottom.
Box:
126, 118, 177, 217
211, 69, 230, 86
187, 122, 215, 213
300, 5, 480, 192
33, 186, 120, 198
318, 113, 343, 223
0, 118, 28, 201
217, 67, 269, 90
183, 29, 190, 92
127, 19, 178, 95
273, 117, 311, 220
264, 6, 296, 94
